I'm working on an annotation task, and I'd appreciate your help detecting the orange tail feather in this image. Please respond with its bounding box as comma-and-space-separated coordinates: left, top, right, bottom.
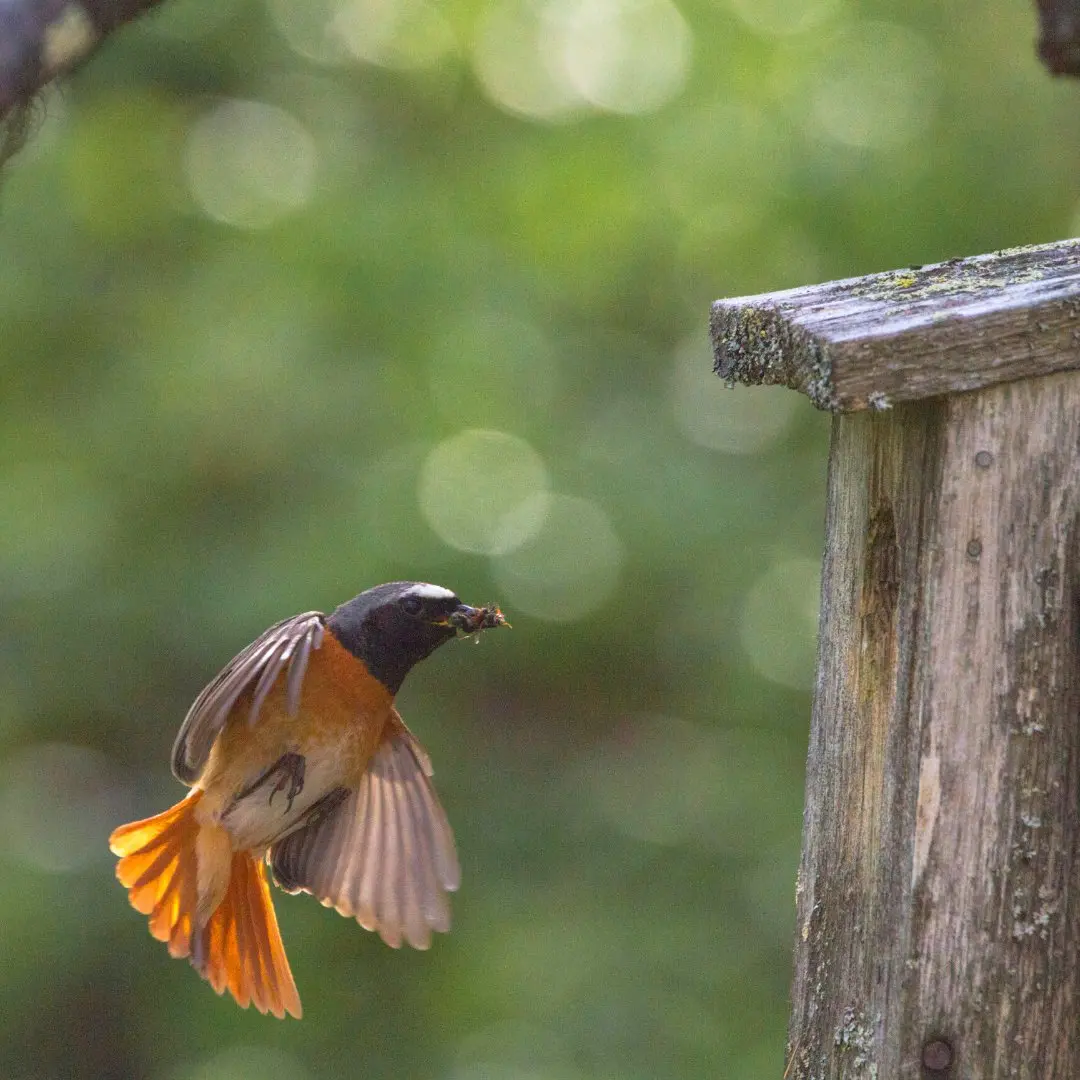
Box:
109, 795, 302, 1018
192, 851, 302, 1019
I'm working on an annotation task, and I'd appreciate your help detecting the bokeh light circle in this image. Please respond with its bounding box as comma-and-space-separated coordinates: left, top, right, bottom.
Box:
471, 0, 690, 120
471, 0, 584, 122
491, 493, 622, 621
184, 99, 317, 229
419, 430, 550, 555
551, 0, 691, 115
267, 0, 350, 65
333, 0, 457, 69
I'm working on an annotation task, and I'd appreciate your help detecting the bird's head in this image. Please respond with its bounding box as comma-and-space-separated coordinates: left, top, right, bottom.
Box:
327, 581, 507, 693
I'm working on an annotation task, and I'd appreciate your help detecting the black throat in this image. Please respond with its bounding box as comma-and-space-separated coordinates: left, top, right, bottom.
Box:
326, 589, 456, 695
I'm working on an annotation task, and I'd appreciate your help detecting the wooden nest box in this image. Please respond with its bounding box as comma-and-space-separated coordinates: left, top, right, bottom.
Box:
712, 239, 1080, 1079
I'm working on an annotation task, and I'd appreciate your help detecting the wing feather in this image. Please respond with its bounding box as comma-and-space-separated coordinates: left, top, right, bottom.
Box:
352, 772, 379, 929
378, 757, 404, 947
355, 766, 383, 931
390, 743, 432, 948
398, 752, 449, 931
389, 717, 459, 890
171, 612, 326, 784
268, 723, 459, 951
248, 637, 293, 721
316, 792, 352, 908
286, 622, 322, 714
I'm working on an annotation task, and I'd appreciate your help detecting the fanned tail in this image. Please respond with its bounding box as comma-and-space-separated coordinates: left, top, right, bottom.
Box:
191, 850, 302, 1019
109, 795, 302, 1019
110, 795, 200, 960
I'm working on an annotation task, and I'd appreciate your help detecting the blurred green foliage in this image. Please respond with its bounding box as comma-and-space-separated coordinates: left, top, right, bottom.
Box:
0, 0, 1076, 1076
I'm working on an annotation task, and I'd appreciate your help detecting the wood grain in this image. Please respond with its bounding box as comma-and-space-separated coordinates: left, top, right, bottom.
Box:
787, 373, 1080, 1078
710, 240, 1080, 412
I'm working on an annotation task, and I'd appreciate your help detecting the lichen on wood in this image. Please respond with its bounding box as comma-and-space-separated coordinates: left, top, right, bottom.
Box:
711, 239, 1080, 412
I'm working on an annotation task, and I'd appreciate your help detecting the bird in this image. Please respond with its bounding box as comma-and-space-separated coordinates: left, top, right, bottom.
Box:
109, 581, 507, 1019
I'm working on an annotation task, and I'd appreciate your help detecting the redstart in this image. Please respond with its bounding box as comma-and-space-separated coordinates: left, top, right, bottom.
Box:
110, 582, 507, 1018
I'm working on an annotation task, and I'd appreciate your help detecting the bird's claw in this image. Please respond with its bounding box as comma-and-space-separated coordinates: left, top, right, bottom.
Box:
266, 752, 306, 813
233, 752, 307, 816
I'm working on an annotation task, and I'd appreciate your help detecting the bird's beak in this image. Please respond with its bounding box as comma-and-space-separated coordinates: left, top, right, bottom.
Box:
443, 603, 510, 634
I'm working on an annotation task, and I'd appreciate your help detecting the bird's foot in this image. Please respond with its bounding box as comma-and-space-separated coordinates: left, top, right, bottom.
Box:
267, 752, 306, 812
234, 752, 307, 814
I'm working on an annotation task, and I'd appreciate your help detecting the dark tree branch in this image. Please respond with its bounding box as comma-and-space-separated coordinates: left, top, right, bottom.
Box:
0, 0, 166, 118
1036, 0, 1080, 75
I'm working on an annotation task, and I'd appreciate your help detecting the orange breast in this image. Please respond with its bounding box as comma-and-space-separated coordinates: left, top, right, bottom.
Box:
195, 631, 394, 849
289, 631, 395, 756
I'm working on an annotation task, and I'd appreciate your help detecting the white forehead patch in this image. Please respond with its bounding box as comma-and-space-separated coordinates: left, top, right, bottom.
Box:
405, 583, 456, 600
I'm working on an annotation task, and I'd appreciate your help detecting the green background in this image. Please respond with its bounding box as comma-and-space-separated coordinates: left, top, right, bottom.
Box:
0, 0, 1075, 1076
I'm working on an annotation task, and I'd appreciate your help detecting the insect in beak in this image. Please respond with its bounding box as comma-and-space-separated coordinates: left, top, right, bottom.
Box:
445, 604, 510, 638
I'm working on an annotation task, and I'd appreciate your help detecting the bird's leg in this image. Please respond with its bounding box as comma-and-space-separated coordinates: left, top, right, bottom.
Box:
266, 753, 306, 811
233, 752, 307, 813
264, 751, 306, 812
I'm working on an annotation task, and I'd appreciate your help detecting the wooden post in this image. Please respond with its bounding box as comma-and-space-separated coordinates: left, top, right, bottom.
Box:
711, 239, 1080, 1079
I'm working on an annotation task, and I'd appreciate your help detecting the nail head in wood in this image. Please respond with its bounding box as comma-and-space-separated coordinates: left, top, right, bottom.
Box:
710, 238, 1080, 412
922, 1038, 954, 1074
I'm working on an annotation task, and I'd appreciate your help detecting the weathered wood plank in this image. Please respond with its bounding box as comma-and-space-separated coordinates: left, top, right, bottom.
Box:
711, 239, 1080, 412
788, 372, 1080, 1078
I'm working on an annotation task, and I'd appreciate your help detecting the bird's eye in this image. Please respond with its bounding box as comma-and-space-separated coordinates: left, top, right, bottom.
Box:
400, 595, 423, 616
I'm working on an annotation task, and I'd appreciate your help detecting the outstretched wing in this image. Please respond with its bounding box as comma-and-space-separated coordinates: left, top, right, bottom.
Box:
268, 715, 460, 950
171, 612, 326, 785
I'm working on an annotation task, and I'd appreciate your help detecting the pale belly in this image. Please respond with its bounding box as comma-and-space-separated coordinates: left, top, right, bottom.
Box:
195, 692, 390, 853
216, 747, 351, 851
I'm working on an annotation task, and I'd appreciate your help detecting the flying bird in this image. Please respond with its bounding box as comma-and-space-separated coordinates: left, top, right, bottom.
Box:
110, 582, 507, 1018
